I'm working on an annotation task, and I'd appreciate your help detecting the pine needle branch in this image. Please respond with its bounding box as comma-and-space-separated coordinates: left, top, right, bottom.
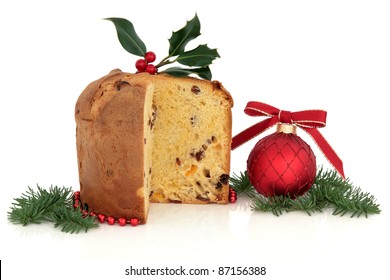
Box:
251, 195, 293, 216
230, 166, 381, 218
230, 171, 258, 199
50, 206, 99, 234
313, 167, 381, 217
8, 185, 99, 233
289, 191, 326, 216
8, 185, 73, 225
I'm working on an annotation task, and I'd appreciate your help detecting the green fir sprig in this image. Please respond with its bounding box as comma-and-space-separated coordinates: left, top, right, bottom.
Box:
105, 14, 219, 80
8, 185, 98, 233
229, 171, 258, 199
51, 206, 98, 234
230, 167, 381, 218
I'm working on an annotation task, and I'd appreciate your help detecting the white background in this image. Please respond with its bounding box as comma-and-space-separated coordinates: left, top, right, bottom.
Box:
1, 0, 389, 279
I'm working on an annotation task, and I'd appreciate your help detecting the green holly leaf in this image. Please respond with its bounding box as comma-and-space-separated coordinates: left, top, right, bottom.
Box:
192, 66, 212, 80
162, 67, 192, 77
168, 14, 201, 56
104, 15, 218, 80
104, 17, 146, 57
176, 44, 220, 67
163, 66, 212, 80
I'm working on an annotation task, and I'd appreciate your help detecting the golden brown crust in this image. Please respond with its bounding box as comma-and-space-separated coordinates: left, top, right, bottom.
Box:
75, 70, 151, 223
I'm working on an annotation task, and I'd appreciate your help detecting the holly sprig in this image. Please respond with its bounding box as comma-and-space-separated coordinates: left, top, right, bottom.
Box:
8, 185, 98, 234
105, 14, 219, 80
230, 167, 381, 218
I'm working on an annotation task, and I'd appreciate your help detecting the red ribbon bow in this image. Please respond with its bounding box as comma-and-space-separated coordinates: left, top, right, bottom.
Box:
231, 101, 345, 178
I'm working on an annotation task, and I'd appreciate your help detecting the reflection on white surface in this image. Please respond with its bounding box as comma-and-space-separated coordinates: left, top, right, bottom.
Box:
3, 196, 387, 259
2, 176, 389, 279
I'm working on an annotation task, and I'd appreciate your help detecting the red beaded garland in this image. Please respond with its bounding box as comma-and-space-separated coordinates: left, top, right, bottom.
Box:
130, 218, 139, 226
229, 187, 237, 203
72, 192, 140, 226
107, 216, 115, 225
97, 214, 106, 223
72, 190, 237, 227
118, 217, 127, 226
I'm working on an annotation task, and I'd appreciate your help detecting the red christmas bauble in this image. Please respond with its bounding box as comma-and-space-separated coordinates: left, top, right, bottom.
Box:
247, 126, 316, 198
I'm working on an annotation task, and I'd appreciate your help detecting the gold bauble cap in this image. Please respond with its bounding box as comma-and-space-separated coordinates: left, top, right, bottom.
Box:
276, 123, 297, 134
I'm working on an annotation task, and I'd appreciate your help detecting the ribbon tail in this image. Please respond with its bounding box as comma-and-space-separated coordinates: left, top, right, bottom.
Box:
231, 117, 278, 150
303, 127, 345, 179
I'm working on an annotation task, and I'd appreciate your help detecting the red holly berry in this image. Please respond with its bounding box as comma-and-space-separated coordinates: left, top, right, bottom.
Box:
145, 64, 157, 74
135, 59, 147, 72
144, 51, 156, 63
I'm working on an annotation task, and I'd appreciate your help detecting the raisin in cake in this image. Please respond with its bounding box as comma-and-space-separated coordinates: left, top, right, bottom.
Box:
75, 69, 233, 223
